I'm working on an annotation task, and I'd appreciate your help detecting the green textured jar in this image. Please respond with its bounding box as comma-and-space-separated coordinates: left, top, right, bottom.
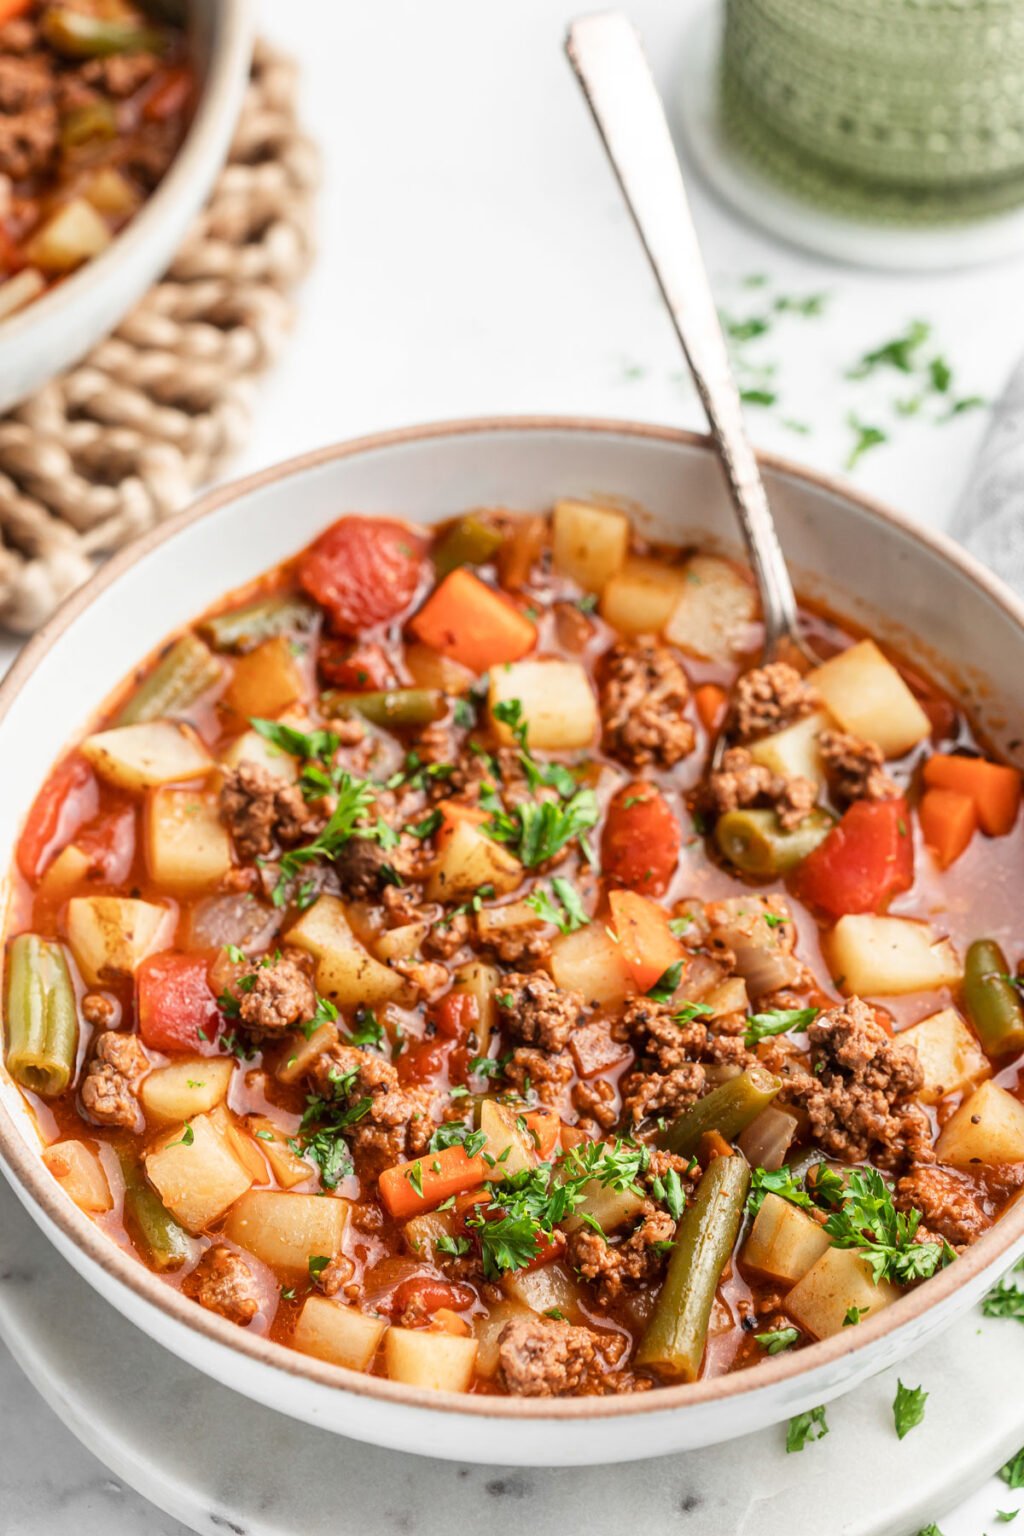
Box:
720, 0, 1024, 223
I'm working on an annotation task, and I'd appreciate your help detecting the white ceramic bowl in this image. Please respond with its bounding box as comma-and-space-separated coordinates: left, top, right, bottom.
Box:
1, 418, 1022, 1466
0, 0, 254, 415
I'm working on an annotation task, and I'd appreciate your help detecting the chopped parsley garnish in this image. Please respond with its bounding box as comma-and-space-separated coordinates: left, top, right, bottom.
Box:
646, 961, 684, 1003
650, 1165, 686, 1222
526, 876, 589, 934
846, 413, 888, 470
302, 991, 339, 1040
843, 1305, 868, 1326
822, 1167, 955, 1285
671, 1000, 714, 1024
346, 1006, 385, 1050
847, 320, 931, 379
982, 1277, 1024, 1321
270, 771, 378, 905
453, 697, 476, 728
428, 1121, 488, 1158
482, 784, 599, 868
166, 1123, 194, 1149
468, 1053, 509, 1080
743, 1006, 818, 1048
436, 1233, 472, 1257
668, 916, 692, 938
405, 809, 443, 840
755, 1326, 799, 1355
786, 1405, 828, 1452
307, 1254, 330, 1280
466, 1164, 582, 1278
1004, 1448, 1024, 1490
250, 717, 340, 766
747, 1165, 815, 1216
892, 1379, 927, 1439
997, 1511, 1020, 1523
291, 1072, 371, 1189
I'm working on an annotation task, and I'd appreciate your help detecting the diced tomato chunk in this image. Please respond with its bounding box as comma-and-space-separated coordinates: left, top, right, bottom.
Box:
143, 65, 193, 122
432, 991, 480, 1043
136, 953, 222, 1053
17, 755, 98, 882
397, 1034, 452, 1086
299, 516, 426, 636
794, 797, 913, 918
316, 638, 399, 691
601, 782, 681, 897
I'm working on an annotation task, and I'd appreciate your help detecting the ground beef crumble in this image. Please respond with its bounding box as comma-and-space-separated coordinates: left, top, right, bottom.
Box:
183, 1247, 260, 1326
238, 951, 316, 1033
80, 1031, 148, 1130
496, 971, 585, 1053
819, 728, 899, 805
568, 1205, 676, 1306
778, 997, 930, 1171
307, 1042, 434, 1174
732, 663, 818, 741
703, 746, 817, 831
895, 1166, 990, 1248
497, 1315, 629, 1397
599, 639, 696, 769
219, 762, 322, 863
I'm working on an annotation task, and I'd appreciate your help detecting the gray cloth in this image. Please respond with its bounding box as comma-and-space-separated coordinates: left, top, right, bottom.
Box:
950, 356, 1024, 581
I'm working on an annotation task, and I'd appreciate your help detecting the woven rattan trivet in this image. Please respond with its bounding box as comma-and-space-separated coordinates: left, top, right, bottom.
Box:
0, 38, 318, 634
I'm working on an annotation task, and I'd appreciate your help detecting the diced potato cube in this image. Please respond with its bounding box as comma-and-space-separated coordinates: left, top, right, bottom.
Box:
599, 555, 688, 636
66, 895, 174, 985
82, 721, 212, 792
42, 1139, 112, 1213
404, 641, 475, 694
38, 843, 92, 902
145, 788, 232, 892
25, 196, 111, 271
742, 1192, 831, 1285
425, 818, 523, 903
749, 710, 833, 786
474, 1297, 533, 1377
479, 1098, 536, 1176
552, 499, 629, 593
403, 1207, 459, 1262
140, 1057, 235, 1125
488, 658, 598, 750
84, 167, 139, 217
225, 634, 305, 720
785, 1245, 900, 1340
897, 1008, 989, 1104
243, 1115, 312, 1189
220, 726, 299, 782
563, 1175, 646, 1235
808, 640, 930, 758
502, 1260, 584, 1320
286, 895, 409, 1007
275, 1020, 338, 1087
222, 1189, 350, 1275
550, 922, 631, 1006
144, 1109, 254, 1232
374, 921, 429, 962
935, 1081, 1024, 1165
385, 1327, 478, 1392
827, 916, 962, 996
663, 555, 757, 662
294, 1295, 387, 1371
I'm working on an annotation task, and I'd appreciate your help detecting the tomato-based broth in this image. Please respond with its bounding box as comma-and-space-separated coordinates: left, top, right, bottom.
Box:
5, 502, 1024, 1400
0, 1, 194, 322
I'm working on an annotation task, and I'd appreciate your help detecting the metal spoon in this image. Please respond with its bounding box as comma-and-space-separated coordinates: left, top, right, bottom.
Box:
565, 11, 811, 666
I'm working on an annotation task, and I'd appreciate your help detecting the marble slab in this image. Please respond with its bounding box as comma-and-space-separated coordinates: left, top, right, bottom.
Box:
0, 1175, 1022, 1536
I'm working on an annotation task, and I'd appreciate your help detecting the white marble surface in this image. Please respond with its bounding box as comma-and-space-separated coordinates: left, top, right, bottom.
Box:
3, 0, 1024, 1530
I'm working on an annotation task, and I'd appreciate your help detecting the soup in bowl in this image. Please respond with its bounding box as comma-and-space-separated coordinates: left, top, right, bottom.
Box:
0, 419, 1021, 1464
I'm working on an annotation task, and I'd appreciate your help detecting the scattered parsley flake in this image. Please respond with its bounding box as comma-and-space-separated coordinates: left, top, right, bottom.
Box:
786, 1406, 828, 1452
893, 1379, 927, 1439
755, 1326, 799, 1355
744, 1006, 818, 1048
647, 961, 684, 1004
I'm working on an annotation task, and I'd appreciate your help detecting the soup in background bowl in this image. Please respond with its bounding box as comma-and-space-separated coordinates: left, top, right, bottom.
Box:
0, 419, 1022, 1466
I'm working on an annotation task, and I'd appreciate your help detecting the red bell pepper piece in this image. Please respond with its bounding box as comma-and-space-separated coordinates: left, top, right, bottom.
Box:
794, 797, 913, 917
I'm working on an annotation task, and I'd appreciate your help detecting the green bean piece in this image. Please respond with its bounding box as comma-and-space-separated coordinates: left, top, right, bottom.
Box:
432, 514, 503, 577
656, 1065, 782, 1159
715, 807, 833, 877
4, 935, 79, 1098
636, 1152, 750, 1381
114, 632, 223, 726
199, 593, 319, 655
41, 9, 166, 57
963, 939, 1024, 1057
60, 100, 117, 150
320, 688, 445, 729
119, 1151, 192, 1272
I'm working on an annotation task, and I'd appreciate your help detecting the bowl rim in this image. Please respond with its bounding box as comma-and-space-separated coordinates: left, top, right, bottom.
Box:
1, 412, 1022, 1424
0, 0, 253, 357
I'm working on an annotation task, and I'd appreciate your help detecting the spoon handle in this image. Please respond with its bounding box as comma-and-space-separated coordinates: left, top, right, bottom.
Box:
565, 11, 800, 658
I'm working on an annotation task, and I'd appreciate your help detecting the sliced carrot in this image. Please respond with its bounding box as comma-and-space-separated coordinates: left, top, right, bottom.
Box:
522, 1107, 560, 1161
607, 889, 685, 993
379, 1145, 488, 1220
409, 568, 536, 673
694, 683, 728, 733
919, 786, 977, 869
922, 753, 1021, 836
